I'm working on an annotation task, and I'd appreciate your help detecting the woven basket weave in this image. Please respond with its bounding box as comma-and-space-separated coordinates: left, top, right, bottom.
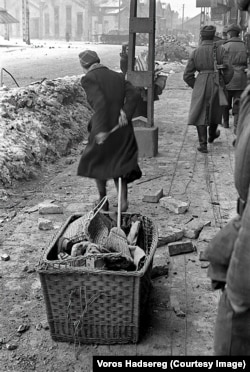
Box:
59, 197, 111, 247
37, 213, 158, 345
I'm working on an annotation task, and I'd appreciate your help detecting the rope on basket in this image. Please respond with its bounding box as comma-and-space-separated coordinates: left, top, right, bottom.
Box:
67, 286, 111, 359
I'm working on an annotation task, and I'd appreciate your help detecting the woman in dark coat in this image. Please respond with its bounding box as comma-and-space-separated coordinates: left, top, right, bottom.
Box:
77, 50, 141, 212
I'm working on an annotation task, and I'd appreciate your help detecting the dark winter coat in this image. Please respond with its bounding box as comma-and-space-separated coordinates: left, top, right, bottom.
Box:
183, 40, 233, 127
204, 83, 250, 354
222, 37, 247, 91
77, 64, 141, 181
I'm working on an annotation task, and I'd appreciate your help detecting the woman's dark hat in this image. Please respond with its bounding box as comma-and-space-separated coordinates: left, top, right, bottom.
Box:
79, 50, 100, 68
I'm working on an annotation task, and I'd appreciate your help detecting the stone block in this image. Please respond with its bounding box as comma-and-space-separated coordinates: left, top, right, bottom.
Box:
1, 253, 10, 261
198, 226, 220, 242
160, 196, 189, 214
38, 203, 63, 215
168, 241, 195, 256
151, 246, 170, 279
38, 218, 54, 231
183, 219, 205, 239
134, 126, 158, 158
143, 188, 163, 203
157, 223, 184, 247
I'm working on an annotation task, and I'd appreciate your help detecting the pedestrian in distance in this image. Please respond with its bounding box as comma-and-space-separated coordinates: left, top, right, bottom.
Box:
221, 23, 248, 133
77, 50, 142, 212
183, 25, 233, 153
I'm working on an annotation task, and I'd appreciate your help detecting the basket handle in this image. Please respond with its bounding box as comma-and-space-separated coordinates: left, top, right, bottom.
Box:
92, 196, 108, 218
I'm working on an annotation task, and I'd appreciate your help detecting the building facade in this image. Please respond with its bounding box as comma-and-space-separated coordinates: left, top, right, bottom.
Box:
0, 0, 178, 42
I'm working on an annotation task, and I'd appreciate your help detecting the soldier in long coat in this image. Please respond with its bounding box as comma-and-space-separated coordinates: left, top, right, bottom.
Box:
77, 50, 141, 212
222, 23, 248, 133
204, 1, 250, 355
183, 25, 233, 153
204, 81, 250, 355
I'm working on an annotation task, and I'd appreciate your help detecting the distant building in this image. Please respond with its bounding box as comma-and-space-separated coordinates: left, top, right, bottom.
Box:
0, 0, 184, 43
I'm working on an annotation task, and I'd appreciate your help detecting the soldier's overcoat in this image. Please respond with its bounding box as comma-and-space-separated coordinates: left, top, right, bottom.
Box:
183, 40, 232, 127
204, 84, 250, 355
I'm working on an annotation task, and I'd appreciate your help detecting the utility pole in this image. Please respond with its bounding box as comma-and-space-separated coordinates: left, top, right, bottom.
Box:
182, 4, 184, 31
118, 0, 121, 35
22, 0, 30, 45
4, 0, 9, 41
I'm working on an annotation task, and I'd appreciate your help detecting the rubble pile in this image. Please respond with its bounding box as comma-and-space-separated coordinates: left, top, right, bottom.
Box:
0, 76, 92, 186
155, 35, 190, 62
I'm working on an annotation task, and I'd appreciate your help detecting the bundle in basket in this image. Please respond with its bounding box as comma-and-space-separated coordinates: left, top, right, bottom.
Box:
57, 196, 112, 254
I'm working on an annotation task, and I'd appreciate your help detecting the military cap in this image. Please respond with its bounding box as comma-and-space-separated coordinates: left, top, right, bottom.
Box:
79, 50, 100, 68
222, 25, 228, 34
200, 25, 216, 38
226, 24, 241, 33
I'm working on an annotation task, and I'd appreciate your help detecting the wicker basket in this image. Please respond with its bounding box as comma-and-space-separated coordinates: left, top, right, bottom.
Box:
37, 212, 158, 345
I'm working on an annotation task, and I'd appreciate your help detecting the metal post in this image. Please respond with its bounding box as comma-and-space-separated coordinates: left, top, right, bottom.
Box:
3, 0, 9, 41
22, 0, 30, 44
182, 4, 184, 31
118, 0, 121, 35
26, 0, 30, 45
1, 69, 3, 87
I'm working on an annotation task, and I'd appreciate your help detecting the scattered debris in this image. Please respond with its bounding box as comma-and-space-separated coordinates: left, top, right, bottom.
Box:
157, 223, 184, 247
168, 241, 195, 256
183, 219, 205, 239
160, 196, 189, 214
17, 324, 30, 333
151, 246, 170, 279
1, 253, 10, 261
38, 218, 54, 231
38, 203, 63, 215
143, 188, 163, 203
6, 343, 18, 351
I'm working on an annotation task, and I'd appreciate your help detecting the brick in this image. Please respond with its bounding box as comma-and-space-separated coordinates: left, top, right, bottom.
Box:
157, 224, 184, 247
38, 218, 54, 231
183, 219, 205, 239
38, 203, 63, 215
168, 241, 195, 256
143, 188, 163, 203
151, 246, 170, 278
198, 226, 220, 242
199, 250, 209, 261
1, 253, 10, 261
160, 196, 189, 214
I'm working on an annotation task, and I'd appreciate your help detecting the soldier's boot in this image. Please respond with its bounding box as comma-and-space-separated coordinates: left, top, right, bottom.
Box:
233, 98, 240, 135
208, 124, 220, 143
233, 114, 239, 135
223, 107, 230, 128
197, 126, 208, 153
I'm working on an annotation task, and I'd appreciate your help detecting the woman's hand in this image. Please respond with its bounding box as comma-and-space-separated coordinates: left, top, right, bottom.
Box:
118, 109, 128, 127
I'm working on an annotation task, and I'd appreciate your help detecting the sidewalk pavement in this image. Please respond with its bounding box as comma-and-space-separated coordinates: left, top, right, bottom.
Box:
0, 71, 238, 370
